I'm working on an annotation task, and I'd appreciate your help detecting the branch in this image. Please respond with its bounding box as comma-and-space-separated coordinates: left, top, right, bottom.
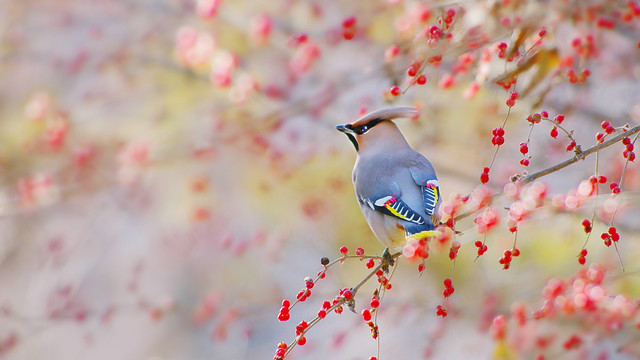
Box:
453, 124, 640, 223
520, 124, 640, 184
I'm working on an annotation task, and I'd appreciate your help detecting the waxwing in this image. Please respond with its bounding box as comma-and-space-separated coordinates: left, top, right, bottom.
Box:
337, 107, 441, 252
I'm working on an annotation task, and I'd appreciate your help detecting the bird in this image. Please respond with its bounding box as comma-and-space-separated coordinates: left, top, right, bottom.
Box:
336, 107, 441, 254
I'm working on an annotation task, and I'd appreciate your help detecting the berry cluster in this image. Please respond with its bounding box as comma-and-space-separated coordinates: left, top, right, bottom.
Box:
274, 342, 288, 360
595, 120, 616, 143
505, 91, 519, 107
480, 166, 490, 184
375, 269, 392, 290
407, 61, 427, 85
316, 300, 331, 319
448, 241, 461, 260
491, 127, 505, 146
497, 42, 508, 59
442, 278, 455, 298
600, 226, 619, 247
278, 299, 291, 321
361, 308, 372, 321
475, 240, 488, 256
563, 334, 582, 350
609, 182, 621, 195
295, 321, 308, 345
519, 142, 529, 166
577, 249, 587, 265
370, 290, 380, 309
435, 304, 448, 318
499, 248, 520, 269
342, 16, 357, 40
622, 136, 636, 161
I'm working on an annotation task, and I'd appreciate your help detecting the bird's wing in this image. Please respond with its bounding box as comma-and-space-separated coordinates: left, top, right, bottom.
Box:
407, 157, 441, 217
358, 193, 426, 225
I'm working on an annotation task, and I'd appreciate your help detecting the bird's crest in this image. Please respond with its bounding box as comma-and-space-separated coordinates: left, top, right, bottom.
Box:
350, 107, 420, 127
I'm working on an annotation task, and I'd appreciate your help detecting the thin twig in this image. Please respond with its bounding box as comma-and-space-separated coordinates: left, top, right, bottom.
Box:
521, 124, 640, 184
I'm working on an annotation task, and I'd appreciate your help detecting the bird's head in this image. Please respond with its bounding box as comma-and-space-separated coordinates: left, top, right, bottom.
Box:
336, 107, 420, 153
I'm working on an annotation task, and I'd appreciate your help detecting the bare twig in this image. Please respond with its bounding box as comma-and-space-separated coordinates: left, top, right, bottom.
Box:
520, 124, 640, 184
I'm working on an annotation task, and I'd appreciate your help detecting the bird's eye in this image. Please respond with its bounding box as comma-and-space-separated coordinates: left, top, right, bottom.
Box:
358, 125, 368, 134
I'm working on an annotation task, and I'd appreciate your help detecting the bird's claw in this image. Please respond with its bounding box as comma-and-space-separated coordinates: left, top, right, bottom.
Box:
381, 248, 395, 273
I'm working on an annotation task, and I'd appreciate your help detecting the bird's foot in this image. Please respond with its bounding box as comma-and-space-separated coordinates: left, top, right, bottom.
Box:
381, 248, 395, 273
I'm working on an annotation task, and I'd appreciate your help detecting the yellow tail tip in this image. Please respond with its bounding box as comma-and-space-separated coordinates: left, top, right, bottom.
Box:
406, 230, 436, 241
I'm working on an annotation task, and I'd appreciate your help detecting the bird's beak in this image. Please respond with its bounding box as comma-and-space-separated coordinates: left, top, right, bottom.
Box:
336, 124, 354, 134
336, 124, 359, 152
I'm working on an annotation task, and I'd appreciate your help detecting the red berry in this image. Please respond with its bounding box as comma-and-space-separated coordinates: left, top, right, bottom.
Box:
578, 256, 586, 265
566, 140, 576, 151
297, 336, 307, 345
480, 172, 489, 184
601, 121, 610, 129
407, 67, 417, 77
506, 98, 515, 107
318, 309, 326, 318
554, 114, 565, 123
629, 152, 636, 161
339, 246, 348, 255
596, 132, 604, 142
443, 278, 452, 287
520, 159, 529, 166
366, 259, 375, 268
343, 30, 355, 40
342, 289, 353, 300
342, 16, 357, 28
362, 309, 372, 321
416, 75, 427, 85
512, 248, 520, 257
496, 128, 505, 136
390, 86, 401, 96
541, 110, 549, 118
370, 299, 379, 308
483, 167, 490, 173
539, 28, 547, 37
550, 127, 558, 138
581, 219, 591, 227
627, 143, 634, 152
495, 136, 505, 145
282, 299, 291, 308
605, 125, 614, 134
519, 143, 529, 154
356, 247, 364, 255
608, 226, 617, 234
622, 137, 631, 145
580, 249, 587, 256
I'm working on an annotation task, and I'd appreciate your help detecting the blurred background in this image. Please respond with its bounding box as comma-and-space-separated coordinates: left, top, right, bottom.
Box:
1, 0, 640, 359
